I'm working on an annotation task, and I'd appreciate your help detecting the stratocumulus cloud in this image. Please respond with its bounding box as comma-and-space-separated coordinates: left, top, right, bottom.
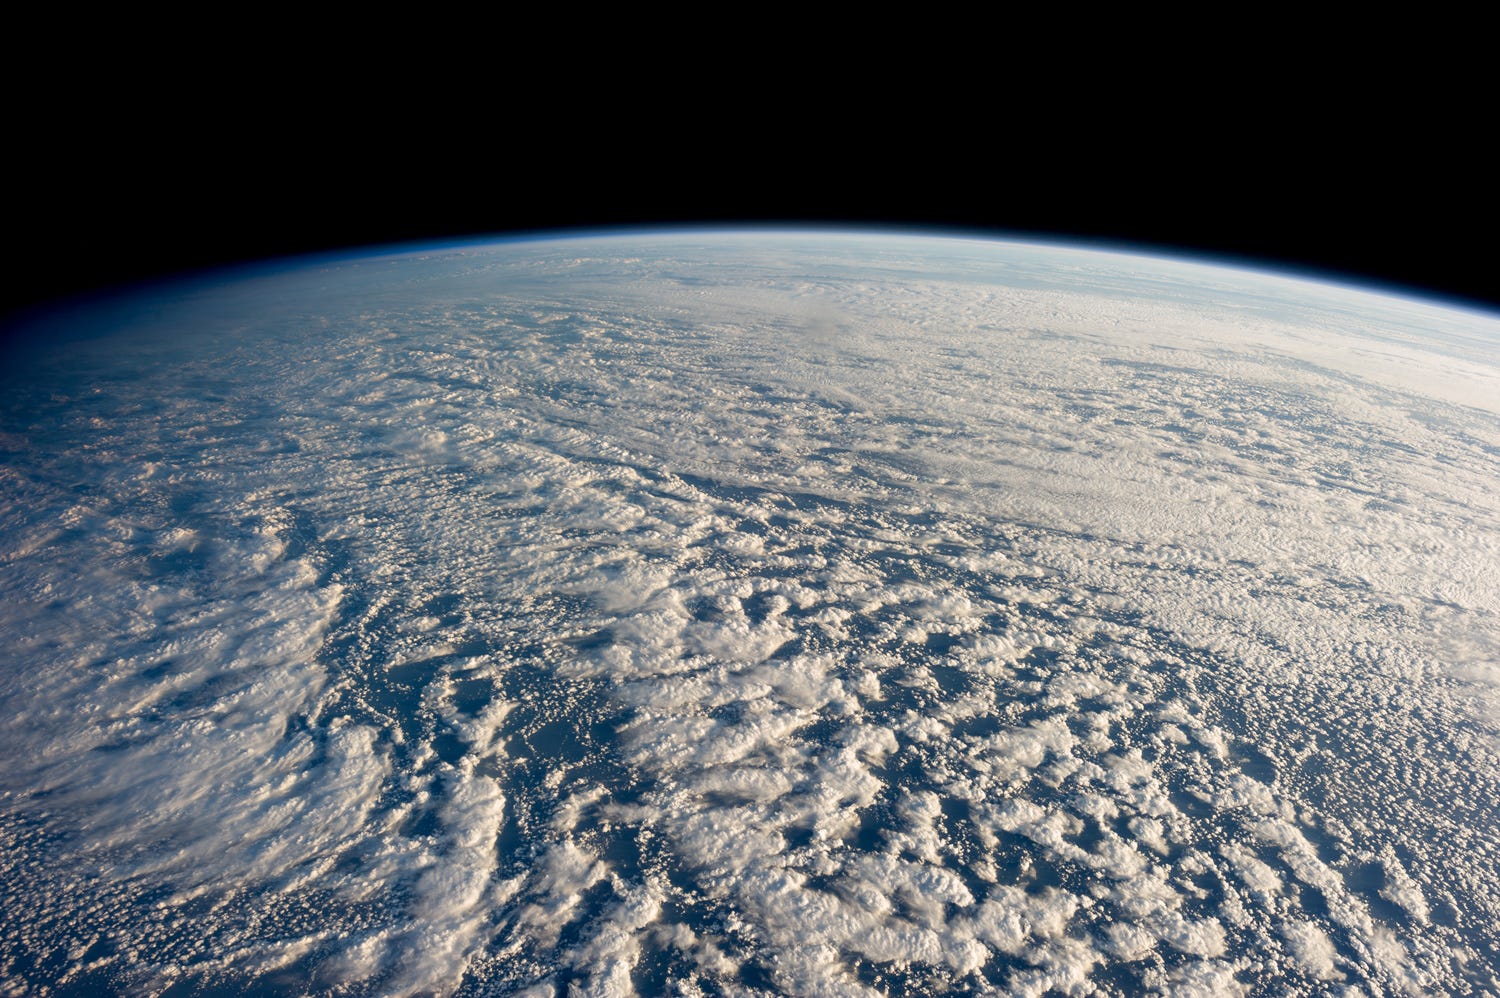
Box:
1, 233, 1498, 995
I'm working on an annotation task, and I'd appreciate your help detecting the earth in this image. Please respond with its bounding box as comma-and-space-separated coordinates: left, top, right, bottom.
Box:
1, 231, 1497, 996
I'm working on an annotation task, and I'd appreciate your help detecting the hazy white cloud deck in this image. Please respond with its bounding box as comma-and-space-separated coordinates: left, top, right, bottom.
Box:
1, 233, 1497, 995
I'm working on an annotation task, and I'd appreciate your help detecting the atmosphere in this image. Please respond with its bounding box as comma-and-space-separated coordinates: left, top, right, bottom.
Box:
5, 93, 1495, 321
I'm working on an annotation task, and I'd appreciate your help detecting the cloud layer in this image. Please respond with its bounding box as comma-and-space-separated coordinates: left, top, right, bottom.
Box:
2, 234, 1498, 995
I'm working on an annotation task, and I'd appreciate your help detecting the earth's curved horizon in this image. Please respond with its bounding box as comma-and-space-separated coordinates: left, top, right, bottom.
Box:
2, 230, 1497, 996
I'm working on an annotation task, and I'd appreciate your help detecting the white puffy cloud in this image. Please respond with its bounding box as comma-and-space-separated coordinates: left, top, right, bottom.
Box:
3, 232, 1498, 996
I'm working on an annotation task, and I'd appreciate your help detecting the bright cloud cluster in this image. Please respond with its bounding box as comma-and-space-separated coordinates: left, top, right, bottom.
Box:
2, 234, 1497, 995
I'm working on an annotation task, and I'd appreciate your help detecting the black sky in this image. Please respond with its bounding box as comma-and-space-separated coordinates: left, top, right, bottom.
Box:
7, 67, 1494, 321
